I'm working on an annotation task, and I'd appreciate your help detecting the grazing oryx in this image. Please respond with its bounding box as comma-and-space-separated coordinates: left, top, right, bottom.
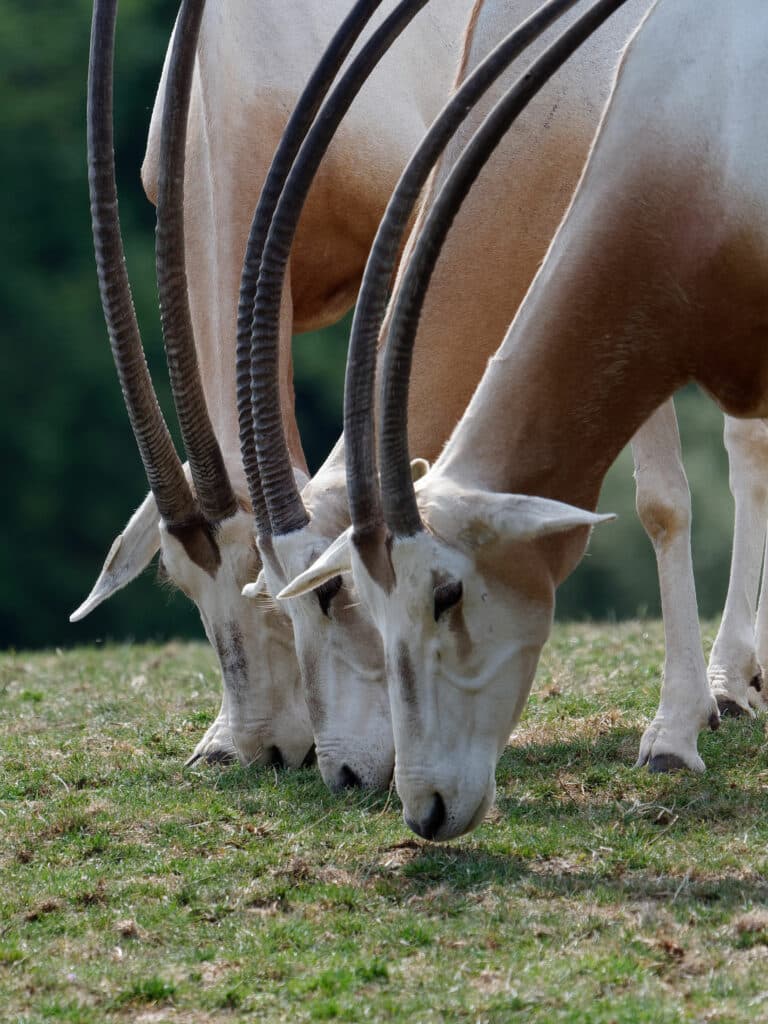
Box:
74, 0, 469, 769
286, 0, 768, 839
82, 0, 312, 770
241, 0, 653, 790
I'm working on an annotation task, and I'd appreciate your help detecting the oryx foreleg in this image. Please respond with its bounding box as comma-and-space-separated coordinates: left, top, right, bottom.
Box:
633, 400, 719, 772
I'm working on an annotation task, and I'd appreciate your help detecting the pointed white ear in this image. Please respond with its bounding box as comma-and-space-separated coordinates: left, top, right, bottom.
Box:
70, 492, 161, 622
242, 569, 270, 601
454, 491, 615, 548
276, 528, 353, 601
410, 457, 430, 482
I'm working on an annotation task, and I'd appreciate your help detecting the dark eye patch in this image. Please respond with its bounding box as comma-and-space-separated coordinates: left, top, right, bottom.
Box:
433, 579, 463, 621
315, 575, 343, 618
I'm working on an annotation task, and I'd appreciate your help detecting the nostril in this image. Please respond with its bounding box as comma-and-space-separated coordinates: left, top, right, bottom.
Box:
406, 793, 446, 841
338, 763, 363, 789
422, 792, 446, 840
266, 746, 285, 769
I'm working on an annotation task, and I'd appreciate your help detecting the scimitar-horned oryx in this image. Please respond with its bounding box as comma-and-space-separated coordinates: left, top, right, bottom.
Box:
249, 0, 765, 793
285, 0, 768, 839
81, 0, 312, 769
256, 0, 717, 787
74, 0, 468, 768
240, 0, 652, 790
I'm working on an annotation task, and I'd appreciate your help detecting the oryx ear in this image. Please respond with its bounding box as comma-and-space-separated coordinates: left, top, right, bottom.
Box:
456, 491, 615, 548
276, 528, 353, 601
410, 457, 430, 482
70, 493, 161, 622
241, 569, 271, 601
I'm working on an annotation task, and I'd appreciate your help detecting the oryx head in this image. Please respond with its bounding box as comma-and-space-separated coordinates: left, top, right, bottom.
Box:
76, 0, 312, 768
243, 476, 395, 793
281, 467, 610, 840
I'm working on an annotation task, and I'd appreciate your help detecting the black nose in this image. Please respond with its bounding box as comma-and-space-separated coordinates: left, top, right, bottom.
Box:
337, 763, 363, 790
406, 793, 446, 841
266, 746, 285, 769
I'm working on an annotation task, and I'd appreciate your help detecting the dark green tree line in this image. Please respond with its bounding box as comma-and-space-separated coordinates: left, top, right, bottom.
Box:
0, 0, 734, 651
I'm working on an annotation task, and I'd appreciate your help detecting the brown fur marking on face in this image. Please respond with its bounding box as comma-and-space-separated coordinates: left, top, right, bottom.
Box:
213, 622, 248, 698
397, 641, 418, 711
156, 555, 169, 585
472, 538, 555, 608
167, 519, 221, 577
300, 650, 326, 732
353, 527, 396, 594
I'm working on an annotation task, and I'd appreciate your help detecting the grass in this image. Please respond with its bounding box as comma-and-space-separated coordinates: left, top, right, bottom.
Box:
2, 623, 768, 1023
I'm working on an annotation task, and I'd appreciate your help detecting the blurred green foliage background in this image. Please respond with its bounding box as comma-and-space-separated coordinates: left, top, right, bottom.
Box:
1, 0, 733, 652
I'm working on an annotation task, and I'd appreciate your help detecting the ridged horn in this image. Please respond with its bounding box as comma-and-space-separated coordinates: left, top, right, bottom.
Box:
344, 0, 583, 541
379, 0, 633, 536
156, 0, 238, 523
236, 0, 385, 537
88, 0, 197, 526
250, 0, 433, 537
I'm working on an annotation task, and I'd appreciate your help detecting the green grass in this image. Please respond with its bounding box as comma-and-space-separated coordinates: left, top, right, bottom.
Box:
2, 623, 768, 1022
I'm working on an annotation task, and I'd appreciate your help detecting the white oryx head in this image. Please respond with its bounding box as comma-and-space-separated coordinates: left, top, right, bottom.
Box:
78, 0, 313, 768
246, 498, 394, 792
243, 457, 431, 792
281, 472, 611, 839
71, 488, 311, 769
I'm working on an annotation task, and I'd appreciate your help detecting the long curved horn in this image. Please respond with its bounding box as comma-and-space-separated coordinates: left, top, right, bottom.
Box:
379, 0, 634, 536
88, 0, 196, 526
236, 0, 386, 537
250, 0, 433, 537
344, 0, 583, 541
156, 0, 238, 524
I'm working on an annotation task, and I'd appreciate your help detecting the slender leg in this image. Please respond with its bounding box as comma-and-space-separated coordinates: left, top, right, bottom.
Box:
708, 416, 768, 716
634, 400, 719, 773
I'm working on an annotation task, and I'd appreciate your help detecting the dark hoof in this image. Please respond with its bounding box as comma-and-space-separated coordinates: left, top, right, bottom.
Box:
301, 744, 317, 769
717, 697, 747, 719
708, 710, 721, 732
648, 753, 688, 774
750, 672, 763, 693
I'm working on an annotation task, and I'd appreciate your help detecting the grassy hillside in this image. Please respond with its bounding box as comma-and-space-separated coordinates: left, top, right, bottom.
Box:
2, 625, 768, 1022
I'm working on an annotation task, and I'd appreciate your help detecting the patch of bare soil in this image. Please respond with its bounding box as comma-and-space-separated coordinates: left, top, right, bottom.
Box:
23, 898, 62, 921
734, 909, 768, 936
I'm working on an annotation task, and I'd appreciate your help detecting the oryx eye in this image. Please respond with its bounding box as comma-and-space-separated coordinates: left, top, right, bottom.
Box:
315, 575, 343, 618
433, 580, 463, 621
